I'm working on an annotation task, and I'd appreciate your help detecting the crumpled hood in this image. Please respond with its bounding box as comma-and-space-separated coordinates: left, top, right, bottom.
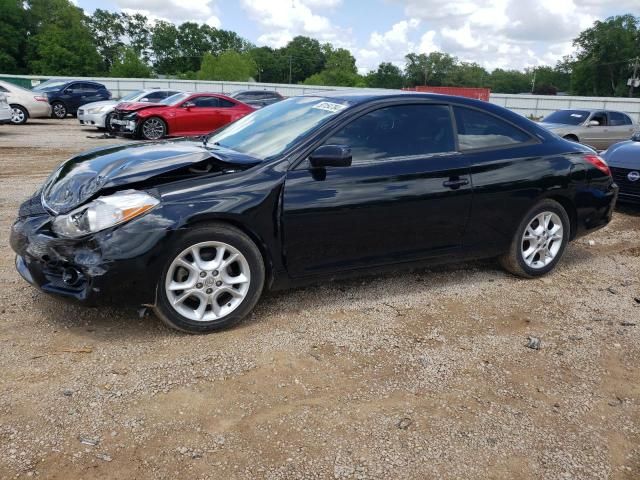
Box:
41, 138, 260, 214
601, 140, 640, 168
115, 101, 164, 113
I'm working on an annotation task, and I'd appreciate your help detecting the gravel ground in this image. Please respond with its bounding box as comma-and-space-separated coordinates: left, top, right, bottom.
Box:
0, 119, 639, 479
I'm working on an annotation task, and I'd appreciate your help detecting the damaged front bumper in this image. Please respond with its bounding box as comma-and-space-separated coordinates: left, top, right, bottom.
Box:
10, 200, 175, 306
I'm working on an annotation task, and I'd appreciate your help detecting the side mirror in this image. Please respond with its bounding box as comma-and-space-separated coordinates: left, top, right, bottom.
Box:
309, 145, 352, 168
183, 101, 195, 109
587, 120, 600, 127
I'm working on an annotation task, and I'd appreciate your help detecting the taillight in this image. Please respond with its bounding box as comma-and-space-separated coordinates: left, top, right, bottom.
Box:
584, 154, 610, 176
34, 96, 48, 102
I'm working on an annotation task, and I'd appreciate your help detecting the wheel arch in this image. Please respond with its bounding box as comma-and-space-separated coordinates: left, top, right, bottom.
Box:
9, 103, 29, 118
563, 133, 579, 142
176, 216, 275, 290
544, 194, 577, 240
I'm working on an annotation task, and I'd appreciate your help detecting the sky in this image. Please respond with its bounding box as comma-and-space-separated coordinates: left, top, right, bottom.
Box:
74, 0, 639, 73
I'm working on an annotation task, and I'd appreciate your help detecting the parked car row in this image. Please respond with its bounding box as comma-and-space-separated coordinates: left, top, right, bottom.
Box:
540, 109, 637, 150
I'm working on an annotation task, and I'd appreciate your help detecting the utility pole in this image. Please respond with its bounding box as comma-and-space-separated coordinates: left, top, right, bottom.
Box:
629, 57, 639, 97
530, 69, 536, 94
289, 55, 292, 84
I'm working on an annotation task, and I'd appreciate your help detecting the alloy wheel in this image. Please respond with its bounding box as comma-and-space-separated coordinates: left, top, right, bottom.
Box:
142, 118, 165, 140
520, 211, 564, 269
10, 106, 26, 124
164, 241, 251, 322
52, 103, 66, 119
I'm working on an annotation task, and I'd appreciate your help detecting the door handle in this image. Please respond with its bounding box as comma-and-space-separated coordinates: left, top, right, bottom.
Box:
443, 177, 469, 189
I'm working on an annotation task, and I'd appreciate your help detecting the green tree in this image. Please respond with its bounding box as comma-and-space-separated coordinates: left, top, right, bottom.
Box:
151, 20, 181, 75
26, 0, 102, 75
405, 52, 457, 87
197, 51, 256, 81
284, 36, 326, 83
487, 69, 530, 93
88, 9, 125, 72
303, 47, 362, 86
122, 12, 152, 62
250, 46, 287, 83
110, 47, 152, 78
447, 62, 489, 87
365, 62, 404, 89
0, 0, 28, 73
570, 14, 639, 96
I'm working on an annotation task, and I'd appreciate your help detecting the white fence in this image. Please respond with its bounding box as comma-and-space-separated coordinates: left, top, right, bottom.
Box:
3, 74, 640, 122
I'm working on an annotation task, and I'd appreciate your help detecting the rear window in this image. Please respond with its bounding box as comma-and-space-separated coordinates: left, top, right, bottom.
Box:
454, 107, 532, 150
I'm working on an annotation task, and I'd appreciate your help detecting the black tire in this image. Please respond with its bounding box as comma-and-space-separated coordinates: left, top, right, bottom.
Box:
563, 134, 579, 143
139, 117, 166, 140
499, 199, 570, 278
51, 102, 67, 119
10, 105, 28, 125
104, 112, 115, 133
154, 223, 265, 333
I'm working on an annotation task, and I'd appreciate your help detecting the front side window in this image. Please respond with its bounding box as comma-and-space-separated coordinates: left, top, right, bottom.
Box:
192, 96, 220, 108
590, 111, 608, 126
454, 106, 531, 150
323, 104, 455, 164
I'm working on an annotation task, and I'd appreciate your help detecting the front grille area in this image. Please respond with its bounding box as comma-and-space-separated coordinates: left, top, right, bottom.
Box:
78, 109, 84, 115
611, 167, 640, 196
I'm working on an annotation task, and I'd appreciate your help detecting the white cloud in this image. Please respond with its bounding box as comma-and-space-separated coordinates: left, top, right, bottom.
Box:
116, 0, 220, 26
240, 0, 352, 49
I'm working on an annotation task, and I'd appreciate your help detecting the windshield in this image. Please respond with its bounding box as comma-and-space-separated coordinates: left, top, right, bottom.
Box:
206, 96, 350, 160
543, 110, 590, 125
119, 90, 144, 101
161, 92, 190, 105
32, 79, 68, 91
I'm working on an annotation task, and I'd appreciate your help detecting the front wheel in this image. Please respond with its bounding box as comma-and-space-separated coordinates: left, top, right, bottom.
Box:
140, 117, 166, 140
104, 112, 115, 133
10, 105, 28, 124
51, 102, 67, 119
154, 224, 265, 333
499, 199, 570, 278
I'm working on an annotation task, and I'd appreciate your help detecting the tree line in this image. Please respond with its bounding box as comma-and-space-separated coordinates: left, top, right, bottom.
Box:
1, 0, 638, 96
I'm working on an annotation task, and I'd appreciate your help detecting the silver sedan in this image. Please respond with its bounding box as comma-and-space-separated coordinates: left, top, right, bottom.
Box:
0, 80, 51, 125
539, 109, 637, 150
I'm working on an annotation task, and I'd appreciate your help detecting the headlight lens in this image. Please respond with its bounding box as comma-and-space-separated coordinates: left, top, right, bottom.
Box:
52, 190, 159, 238
87, 106, 106, 114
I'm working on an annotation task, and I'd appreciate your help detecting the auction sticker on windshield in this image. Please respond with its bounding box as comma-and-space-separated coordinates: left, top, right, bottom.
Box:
312, 101, 348, 113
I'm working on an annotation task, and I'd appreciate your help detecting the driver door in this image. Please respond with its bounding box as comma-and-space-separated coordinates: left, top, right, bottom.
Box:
282, 103, 472, 278
175, 96, 221, 134
582, 111, 609, 149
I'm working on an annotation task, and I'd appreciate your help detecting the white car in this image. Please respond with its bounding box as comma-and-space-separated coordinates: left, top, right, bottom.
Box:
0, 80, 51, 124
0, 93, 11, 124
78, 88, 182, 131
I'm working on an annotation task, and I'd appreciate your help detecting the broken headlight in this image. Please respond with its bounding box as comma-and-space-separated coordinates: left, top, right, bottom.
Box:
51, 190, 159, 238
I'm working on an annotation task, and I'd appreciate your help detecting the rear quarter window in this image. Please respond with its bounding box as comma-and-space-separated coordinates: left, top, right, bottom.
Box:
454, 106, 532, 150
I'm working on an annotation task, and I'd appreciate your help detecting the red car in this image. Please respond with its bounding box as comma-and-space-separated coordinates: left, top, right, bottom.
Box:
109, 92, 254, 140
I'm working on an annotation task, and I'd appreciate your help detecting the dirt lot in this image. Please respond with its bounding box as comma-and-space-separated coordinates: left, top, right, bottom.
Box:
0, 119, 639, 479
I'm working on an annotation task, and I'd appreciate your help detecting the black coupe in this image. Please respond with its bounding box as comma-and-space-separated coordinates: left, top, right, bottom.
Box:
11, 91, 618, 333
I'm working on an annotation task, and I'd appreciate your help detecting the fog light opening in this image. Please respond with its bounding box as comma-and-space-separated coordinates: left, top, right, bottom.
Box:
62, 267, 81, 286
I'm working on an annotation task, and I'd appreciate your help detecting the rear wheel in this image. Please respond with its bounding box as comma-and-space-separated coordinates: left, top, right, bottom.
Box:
563, 134, 579, 142
154, 224, 265, 333
499, 199, 570, 278
51, 102, 67, 119
10, 105, 28, 124
140, 117, 166, 140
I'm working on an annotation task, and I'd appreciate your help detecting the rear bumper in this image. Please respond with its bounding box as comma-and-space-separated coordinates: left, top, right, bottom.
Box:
29, 102, 52, 118
573, 182, 618, 239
